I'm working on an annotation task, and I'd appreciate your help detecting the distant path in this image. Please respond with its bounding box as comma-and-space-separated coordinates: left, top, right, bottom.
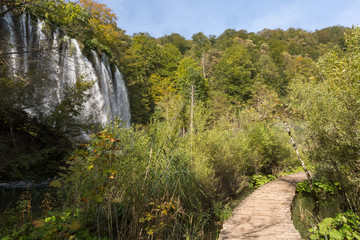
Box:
219, 172, 307, 240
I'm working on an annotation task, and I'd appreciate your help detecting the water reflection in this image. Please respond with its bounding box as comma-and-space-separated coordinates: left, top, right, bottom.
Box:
292, 194, 341, 239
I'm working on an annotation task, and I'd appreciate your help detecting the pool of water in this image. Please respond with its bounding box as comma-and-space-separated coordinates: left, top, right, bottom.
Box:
292, 194, 341, 239
0, 182, 51, 217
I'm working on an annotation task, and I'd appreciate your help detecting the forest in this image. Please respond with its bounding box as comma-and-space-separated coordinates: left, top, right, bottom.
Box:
0, 0, 360, 239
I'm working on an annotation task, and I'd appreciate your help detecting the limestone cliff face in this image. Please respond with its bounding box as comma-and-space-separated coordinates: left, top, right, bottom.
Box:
0, 8, 131, 126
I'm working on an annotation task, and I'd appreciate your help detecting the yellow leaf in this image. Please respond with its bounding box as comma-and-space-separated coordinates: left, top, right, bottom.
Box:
50, 180, 61, 188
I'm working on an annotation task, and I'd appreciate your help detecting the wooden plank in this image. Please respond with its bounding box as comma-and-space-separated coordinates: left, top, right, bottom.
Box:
219, 172, 307, 240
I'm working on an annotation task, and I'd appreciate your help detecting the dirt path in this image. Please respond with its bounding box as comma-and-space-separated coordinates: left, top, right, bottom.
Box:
219, 172, 307, 240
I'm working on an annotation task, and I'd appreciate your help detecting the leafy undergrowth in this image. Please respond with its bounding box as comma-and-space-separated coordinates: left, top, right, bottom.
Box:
250, 165, 305, 188
0, 188, 101, 240
309, 211, 360, 240
250, 174, 276, 188
296, 178, 341, 196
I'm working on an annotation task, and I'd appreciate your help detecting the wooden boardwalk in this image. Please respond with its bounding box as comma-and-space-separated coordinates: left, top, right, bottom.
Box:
219, 172, 307, 240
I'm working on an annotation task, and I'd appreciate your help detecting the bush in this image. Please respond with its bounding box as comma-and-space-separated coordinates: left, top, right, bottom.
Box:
51, 120, 210, 239
250, 174, 276, 188
296, 179, 341, 196
309, 211, 360, 240
242, 121, 296, 175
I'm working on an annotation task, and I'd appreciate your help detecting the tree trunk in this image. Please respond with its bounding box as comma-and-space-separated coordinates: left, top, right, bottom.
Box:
284, 121, 314, 190
190, 84, 194, 136
201, 51, 206, 78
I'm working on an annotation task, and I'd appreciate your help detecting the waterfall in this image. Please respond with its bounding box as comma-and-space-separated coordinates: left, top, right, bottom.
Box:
0, 10, 131, 126
1, 6, 18, 72
114, 68, 131, 127
19, 13, 28, 73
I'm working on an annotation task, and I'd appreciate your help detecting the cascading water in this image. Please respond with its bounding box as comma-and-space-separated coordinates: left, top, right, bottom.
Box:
19, 13, 29, 73
0, 9, 131, 127
1, 7, 18, 72
114, 68, 131, 125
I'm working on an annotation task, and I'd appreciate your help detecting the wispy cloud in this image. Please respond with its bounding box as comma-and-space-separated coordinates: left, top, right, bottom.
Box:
97, 0, 359, 38
250, 3, 304, 32
334, 1, 360, 27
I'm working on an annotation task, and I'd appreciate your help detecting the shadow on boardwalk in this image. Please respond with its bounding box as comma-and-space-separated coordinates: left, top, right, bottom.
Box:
219, 172, 307, 240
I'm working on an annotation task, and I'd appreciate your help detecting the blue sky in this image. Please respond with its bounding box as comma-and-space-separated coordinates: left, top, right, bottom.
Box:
97, 0, 360, 39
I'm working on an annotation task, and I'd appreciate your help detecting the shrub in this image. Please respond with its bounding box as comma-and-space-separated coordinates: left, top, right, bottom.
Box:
309, 211, 360, 240
296, 179, 341, 196
250, 174, 276, 188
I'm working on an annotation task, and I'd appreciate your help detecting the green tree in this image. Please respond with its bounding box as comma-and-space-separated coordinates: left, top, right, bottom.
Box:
212, 45, 255, 103
192, 32, 211, 78
256, 43, 281, 91
316, 26, 349, 48
286, 28, 319, 60
172, 57, 207, 135
79, 0, 130, 59
159, 33, 191, 55
216, 28, 248, 50
124, 33, 161, 124
149, 43, 182, 105
176, 57, 207, 101
290, 27, 360, 212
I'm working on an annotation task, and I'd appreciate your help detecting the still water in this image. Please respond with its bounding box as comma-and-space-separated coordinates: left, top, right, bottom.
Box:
292, 194, 342, 239
0, 182, 50, 217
